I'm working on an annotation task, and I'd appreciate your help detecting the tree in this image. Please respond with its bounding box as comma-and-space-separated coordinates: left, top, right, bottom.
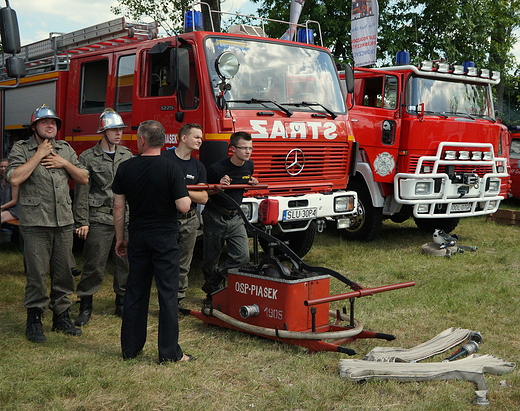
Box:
111, 0, 221, 34
252, 0, 520, 119
377, 0, 520, 115
251, 0, 365, 61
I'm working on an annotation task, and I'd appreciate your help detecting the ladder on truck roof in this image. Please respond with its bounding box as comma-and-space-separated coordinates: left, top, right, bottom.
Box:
1, 18, 158, 80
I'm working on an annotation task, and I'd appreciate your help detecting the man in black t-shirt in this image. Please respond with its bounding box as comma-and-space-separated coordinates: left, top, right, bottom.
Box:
112, 120, 193, 363
162, 123, 207, 307
201, 131, 258, 298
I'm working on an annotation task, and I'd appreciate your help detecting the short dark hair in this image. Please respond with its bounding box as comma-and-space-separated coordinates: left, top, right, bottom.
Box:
230, 131, 252, 147
138, 120, 165, 148
178, 123, 202, 140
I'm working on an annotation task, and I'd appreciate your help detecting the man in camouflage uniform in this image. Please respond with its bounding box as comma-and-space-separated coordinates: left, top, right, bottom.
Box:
6, 104, 89, 343
74, 108, 133, 326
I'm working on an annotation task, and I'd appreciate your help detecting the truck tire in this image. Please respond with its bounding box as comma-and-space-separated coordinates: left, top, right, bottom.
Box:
414, 217, 460, 234
341, 180, 383, 242
259, 220, 317, 258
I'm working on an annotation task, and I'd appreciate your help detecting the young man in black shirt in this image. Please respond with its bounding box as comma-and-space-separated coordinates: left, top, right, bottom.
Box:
201, 131, 258, 298
113, 120, 193, 362
161, 123, 208, 308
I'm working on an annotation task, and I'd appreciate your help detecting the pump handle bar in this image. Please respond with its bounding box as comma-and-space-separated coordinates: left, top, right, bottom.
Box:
304, 281, 416, 306
186, 184, 268, 190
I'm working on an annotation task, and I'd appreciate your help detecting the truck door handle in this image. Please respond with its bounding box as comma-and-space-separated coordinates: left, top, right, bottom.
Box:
72, 128, 82, 132
351, 118, 359, 122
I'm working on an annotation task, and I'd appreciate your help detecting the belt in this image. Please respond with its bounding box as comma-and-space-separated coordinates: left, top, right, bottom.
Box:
90, 206, 113, 214
208, 202, 239, 218
178, 209, 197, 219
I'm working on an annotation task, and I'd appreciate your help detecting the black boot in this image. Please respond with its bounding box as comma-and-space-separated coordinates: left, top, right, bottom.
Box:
114, 294, 124, 317
26, 308, 46, 343
201, 269, 224, 297
52, 309, 82, 336
74, 295, 93, 326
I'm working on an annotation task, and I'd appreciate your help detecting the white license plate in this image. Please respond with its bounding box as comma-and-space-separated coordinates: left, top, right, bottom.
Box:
282, 207, 317, 221
451, 203, 471, 212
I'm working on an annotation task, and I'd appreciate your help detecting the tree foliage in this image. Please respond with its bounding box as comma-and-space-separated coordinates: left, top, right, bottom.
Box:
111, 0, 221, 34
111, 0, 187, 34
377, 0, 520, 71
252, 0, 520, 121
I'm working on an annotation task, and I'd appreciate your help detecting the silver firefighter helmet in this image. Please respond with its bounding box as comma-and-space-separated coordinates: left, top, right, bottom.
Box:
97, 108, 127, 133
30, 104, 62, 131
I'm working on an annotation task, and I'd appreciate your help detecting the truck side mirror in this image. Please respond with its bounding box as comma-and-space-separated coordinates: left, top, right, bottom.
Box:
6, 55, 25, 77
0, 6, 21, 54
344, 64, 355, 94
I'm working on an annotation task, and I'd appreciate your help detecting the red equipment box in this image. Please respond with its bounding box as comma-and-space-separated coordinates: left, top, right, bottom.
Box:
211, 269, 331, 332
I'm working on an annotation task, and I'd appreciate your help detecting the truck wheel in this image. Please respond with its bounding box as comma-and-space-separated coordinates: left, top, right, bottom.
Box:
341, 180, 383, 242
414, 217, 460, 233
259, 220, 317, 258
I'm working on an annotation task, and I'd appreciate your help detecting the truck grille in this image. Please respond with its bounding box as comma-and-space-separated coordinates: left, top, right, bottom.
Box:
253, 144, 350, 183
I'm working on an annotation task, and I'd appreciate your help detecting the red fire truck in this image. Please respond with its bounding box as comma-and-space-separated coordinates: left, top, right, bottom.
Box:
340, 61, 509, 240
508, 126, 520, 198
0, 15, 357, 256
351, 0, 373, 20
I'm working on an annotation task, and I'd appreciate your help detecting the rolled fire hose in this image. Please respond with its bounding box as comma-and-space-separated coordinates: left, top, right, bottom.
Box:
201, 307, 363, 340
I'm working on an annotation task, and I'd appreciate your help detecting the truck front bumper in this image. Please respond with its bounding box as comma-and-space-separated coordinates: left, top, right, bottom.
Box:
242, 190, 357, 233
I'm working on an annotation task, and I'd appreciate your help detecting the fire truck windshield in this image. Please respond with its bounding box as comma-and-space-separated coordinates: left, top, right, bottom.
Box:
405, 76, 494, 119
204, 37, 346, 114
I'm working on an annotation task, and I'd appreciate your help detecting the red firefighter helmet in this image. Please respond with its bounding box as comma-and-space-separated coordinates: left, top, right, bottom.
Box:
97, 108, 127, 133
30, 104, 62, 131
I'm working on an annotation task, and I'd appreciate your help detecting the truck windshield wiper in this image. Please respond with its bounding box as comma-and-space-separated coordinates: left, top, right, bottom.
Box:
423, 110, 448, 118
227, 98, 293, 117
286, 101, 337, 119
441, 111, 476, 120
469, 113, 496, 122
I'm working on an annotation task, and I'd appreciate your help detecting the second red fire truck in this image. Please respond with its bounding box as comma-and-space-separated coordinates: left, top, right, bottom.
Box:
341, 59, 509, 241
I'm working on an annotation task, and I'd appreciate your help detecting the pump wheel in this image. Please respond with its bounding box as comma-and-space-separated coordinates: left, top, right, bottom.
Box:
414, 217, 460, 234
259, 220, 316, 258
341, 180, 383, 242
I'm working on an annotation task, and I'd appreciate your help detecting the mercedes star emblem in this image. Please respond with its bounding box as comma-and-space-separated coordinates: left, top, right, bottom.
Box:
285, 148, 305, 176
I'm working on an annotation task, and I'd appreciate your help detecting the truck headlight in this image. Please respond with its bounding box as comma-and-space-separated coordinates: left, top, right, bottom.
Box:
240, 203, 252, 220
487, 180, 500, 193
415, 182, 431, 195
458, 151, 470, 160
445, 151, 456, 160
335, 196, 355, 213
417, 204, 430, 213
471, 151, 482, 160
486, 200, 498, 210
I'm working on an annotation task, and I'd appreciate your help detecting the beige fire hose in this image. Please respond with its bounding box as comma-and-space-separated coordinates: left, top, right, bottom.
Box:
201, 307, 363, 340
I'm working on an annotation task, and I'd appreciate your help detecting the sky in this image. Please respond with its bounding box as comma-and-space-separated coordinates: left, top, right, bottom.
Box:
11, 0, 257, 45
7, 0, 520, 64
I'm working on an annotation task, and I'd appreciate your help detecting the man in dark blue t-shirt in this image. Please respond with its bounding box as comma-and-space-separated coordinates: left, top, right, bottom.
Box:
201, 131, 258, 299
162, 123, 207, 307
113, 120, 193, 363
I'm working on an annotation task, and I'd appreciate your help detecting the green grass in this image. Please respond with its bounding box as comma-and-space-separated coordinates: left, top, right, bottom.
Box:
1, 205, 519, 410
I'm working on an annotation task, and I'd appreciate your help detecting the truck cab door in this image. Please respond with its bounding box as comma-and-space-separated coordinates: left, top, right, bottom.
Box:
350, 73, 401, 183
66, 52, 137, 154
66, 56, 111, 154
132, 42, 202, 149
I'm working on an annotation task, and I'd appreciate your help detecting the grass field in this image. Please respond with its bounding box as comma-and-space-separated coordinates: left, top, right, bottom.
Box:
0, 201, 519, 410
